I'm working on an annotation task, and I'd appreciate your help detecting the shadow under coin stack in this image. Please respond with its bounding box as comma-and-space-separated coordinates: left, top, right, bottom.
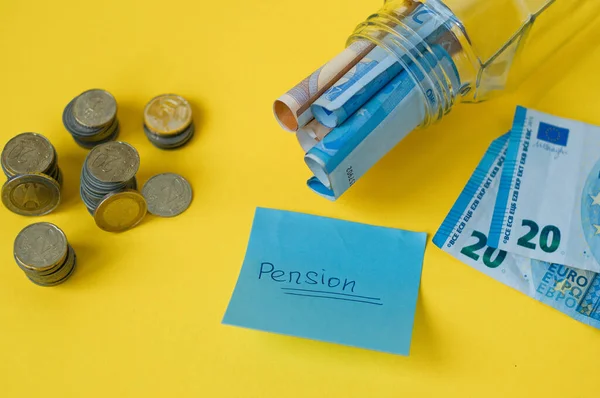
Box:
63, 89, 119, 148
14, 223, 76, 286
143, 94, 194, 149
1, 133, 62, 216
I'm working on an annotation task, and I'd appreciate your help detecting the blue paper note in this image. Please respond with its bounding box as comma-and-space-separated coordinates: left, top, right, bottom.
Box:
222, 207, 427, 355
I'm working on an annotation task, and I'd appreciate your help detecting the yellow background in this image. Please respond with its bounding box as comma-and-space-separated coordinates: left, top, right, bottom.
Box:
0, 0, 599, 396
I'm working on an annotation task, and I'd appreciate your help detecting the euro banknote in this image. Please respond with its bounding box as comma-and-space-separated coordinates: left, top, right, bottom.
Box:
489, 106, 600, 273
273, 40, 374, 132
305, 45, 460, 200
434, 134, 600, 328
296, 119, 332, 152
310, 3, 451, 129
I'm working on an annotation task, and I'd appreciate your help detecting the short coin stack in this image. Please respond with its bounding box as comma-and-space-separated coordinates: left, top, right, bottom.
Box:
1, 133, 62, 216
63, 89, 120, 148
80, 141, 139, 215
143, 94, 194, 149
1, 133, 62, 183
14, 223, 76, 287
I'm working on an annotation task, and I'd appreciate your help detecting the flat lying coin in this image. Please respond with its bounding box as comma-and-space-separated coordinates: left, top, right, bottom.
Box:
73, 89, 117, 128
142, 173, 192, 217
1, 173, 61, 216
86, 141, 140, 183
1, 133, 55, 176
144, 94, 192, 136
94, 189, 147, 232
14, 222, 68, 272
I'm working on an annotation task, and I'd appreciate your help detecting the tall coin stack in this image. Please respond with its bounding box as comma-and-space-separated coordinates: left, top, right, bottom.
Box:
143, 94, 194, 149
80, 141, 140, 215
14, 223, 77, 286
1, 133, 63, 216
63, 89, 120, 148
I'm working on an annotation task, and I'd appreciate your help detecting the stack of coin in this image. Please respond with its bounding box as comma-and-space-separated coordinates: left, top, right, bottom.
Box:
1, 133, 62, 183
14, 223, 76, 286
63, 89, 119, 148
1, 133, 62, 216
143, 94, 194, 149
80, 141, 140, 215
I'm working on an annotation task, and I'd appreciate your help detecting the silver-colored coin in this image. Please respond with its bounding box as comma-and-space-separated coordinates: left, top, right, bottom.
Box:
142, 173, 192, 217
14, 222, 68, 272
1, 133, 55, 176
86, 141, 139, 183
27, 247, 77, 287
73, 89, 117, 128
144, 123, 195, 150
27, 245, 76, 285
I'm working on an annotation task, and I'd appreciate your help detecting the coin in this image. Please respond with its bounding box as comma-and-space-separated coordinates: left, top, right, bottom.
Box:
144, 123, 195, 150
73, 89, 117, 128
26, 245, 76, 286
94, 190, 147, 232
86, 141, 140, 183
142, 173, 192, 217
144, 94, 193, 136
1, 173, 61, 216
14, 222, 68, 272
1, 133, 55, 176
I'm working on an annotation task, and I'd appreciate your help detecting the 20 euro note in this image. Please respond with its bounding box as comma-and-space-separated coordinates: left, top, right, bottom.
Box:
433, 134, 600, 328
489, 106, 600, 273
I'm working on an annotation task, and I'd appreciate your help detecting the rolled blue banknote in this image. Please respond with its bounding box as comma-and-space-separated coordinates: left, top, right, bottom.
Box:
310, 4, 448, 129
434, 134, 600, 328
489, 106, 600, 273
305, 45, 459, 200
311, 48, 403, 129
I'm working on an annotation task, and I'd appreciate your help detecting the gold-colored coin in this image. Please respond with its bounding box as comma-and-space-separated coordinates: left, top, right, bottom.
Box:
1, 173, 61, 216
144, 94, 192, 136
94, 189, 147, 232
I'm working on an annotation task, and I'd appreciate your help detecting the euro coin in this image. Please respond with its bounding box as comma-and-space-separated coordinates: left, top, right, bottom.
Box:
1, 173, 61, 216
143, 123, 194, 150
86, 141, 140, 183
94, 189, 147, 232
144, 94, 193, 136
73, 89, 117, 128
142, 173, 192, 217
1, 133, 55, 177
14, 222, 68, 272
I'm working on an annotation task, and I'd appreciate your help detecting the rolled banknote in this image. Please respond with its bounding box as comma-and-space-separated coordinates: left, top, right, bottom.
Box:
311, 47, 403, 129
305, 45, 460, 200
434, 134, 600, 328
489, 106, 600, 273
296, 119, 332, 153
310, 3, 449, 129
273, 40, 375, 132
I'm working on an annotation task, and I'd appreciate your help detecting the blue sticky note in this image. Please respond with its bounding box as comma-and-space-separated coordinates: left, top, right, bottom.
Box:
222, 207, 427, 356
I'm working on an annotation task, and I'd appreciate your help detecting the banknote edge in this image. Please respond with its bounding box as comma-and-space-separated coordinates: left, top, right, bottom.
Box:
306, 177, 336, 201
309, 46, 456, 176
432, 134, 509, 248
488, 106, 528, 247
